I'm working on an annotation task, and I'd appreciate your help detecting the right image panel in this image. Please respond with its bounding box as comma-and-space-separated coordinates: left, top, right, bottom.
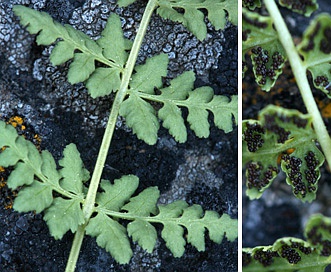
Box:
242, 0, 331, 271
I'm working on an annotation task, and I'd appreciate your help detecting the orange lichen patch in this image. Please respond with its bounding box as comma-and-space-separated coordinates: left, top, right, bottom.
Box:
5, 203, 13, 209
7, 116, 24, 128
0, 180, 6, 188
33, 134, 42, 150
4, 115, 42, 150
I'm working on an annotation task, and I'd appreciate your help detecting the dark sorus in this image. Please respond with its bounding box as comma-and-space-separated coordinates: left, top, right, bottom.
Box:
253, 249, 279, 267
243, 122, 265, 152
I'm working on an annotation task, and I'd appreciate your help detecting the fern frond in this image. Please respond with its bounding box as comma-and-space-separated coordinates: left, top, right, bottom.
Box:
157, 0, 238, 41
87, 175, 237, 264
156, 201, 237, 255
0, 121, 55, 191
13, 6, 131, 98
298, 14, 331, 98
121, 57, 237, 144
243, 105, 325, 202
0, 120, 88, 232
243, 214, 331, 272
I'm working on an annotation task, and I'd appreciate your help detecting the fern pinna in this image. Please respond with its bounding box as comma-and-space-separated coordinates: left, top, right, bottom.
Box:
0, 0, 238, 271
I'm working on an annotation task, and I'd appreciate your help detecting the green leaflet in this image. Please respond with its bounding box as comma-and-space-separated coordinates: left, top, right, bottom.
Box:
127, 219, 157, 253
97, 13, 132, 66
130, 54, 169, 95
187, 87, 238, 136
298, 14, 331, 98
279, 0, 318, 16
122, 186, 159, 253
162, 221, 186, 257
158, 71, 195, 142
41, 150, 62, 185
6, 162, 34, 189
243, 214, 331, 272
122, 61, 237, 145
119, 93, 160, 145
122, 187, 159, 216
96, 175, 139, 211
14, 180, 53, 213
158, 103, 187, 143
59, 143, 90, 195
186, 87, 214, 137
67, 53, 95, 84
13, 6, 131, 97
85, 212, 133, 265
44, 198, 85, 239
243, 105, 325, 202
157, 0, 237, 41
85, 67, 122, 98
242, 8, 286, 91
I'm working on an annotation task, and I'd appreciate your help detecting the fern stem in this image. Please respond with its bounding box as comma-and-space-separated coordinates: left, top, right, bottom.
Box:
65, 0, 159, 271
83, 0, 158, 222
264, 0, 331, 169
65, 224, 86, 272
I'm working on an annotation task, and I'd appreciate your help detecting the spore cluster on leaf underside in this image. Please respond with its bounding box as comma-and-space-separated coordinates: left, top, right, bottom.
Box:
279, 241, 312, 264
243, 239, 314, 269
246, 162, 278, 190
282, 154, 308, 197
314, 75, 330, 90
242, 251, 252, 267
251, 46, 284, 86
243, 123, 264, 152
253, 249, 279, 267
